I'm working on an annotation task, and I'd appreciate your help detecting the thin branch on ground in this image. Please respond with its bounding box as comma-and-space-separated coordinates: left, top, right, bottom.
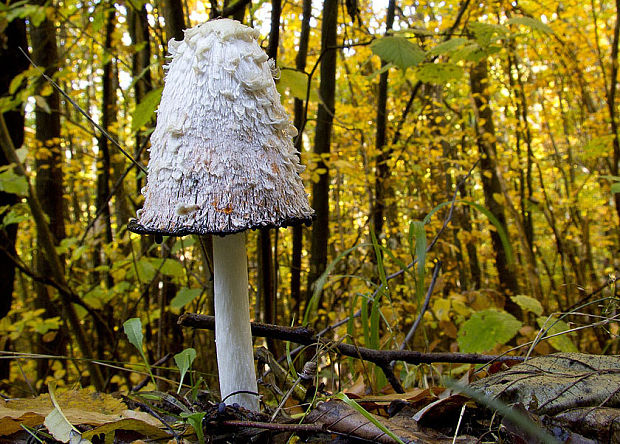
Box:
178, 314, 523, 366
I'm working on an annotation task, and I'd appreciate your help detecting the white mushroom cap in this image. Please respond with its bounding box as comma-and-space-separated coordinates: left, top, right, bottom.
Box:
129, 19, 314, 236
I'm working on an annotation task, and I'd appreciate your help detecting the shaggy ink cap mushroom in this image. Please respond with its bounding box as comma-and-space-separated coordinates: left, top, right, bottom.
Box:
128, 18, 314, 413
128, 18, 314, 237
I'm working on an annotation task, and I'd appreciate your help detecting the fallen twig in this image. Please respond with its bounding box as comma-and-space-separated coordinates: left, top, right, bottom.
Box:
178, 314, 523, 366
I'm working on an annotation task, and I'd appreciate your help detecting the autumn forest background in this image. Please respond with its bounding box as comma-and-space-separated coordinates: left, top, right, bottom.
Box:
0, 0, 619, 399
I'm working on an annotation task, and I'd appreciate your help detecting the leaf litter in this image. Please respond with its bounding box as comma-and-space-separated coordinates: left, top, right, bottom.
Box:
1, 353, 619, 442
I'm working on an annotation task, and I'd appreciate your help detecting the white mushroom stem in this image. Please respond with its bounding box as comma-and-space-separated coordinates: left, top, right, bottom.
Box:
212, 232, 259, 411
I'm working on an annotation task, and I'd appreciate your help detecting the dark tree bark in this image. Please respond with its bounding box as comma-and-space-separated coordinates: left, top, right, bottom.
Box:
30, 0, 69, 380
0, 13, 28, 383
95, 5, 116, 288
128, 2, 153, 193
306, 0, 338, 306
607, 0, 620, 226
291, 0, 312, 320
372, 0, 396, 239
161, 0, 186, 42
0, 15, 28, 321
469, 59, 521, 316
506, 51, 534, 254
257, 0, 282, 355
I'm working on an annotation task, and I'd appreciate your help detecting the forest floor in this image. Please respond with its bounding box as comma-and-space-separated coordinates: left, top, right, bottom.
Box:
1, 352, 618, 443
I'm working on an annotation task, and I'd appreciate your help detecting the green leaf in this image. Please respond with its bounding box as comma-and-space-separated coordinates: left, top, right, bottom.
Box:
34, 95, 51, 113
92, 5, 107, 32
452, 43, 487, 62
410, 221, 427, 303
371, 36, 426, 70
132, 87, 163, 131
334, 393, 405, 444
15, 147, 28, 163
458, 309, 522, 353
171, 288, 202, 310
429, 37, 470, 56
468, 22, 509, 48
370, 229, 388, 291
181, 412, 206, 444
148, 257, 185, 278
33, 317, 60, 335
276, 68, 318, 101
415, 63, 463, 84
0, 165, 28, 196
28, 5, 46, 27
9, 72, 25, 95
123, 318, 156, 385
611, 183, 620, 194
171, 237, 195, 253
174, 348, 197, 394
536, 316, 578, 352
135, 257, 157, 282
511, 295, 544, 316
506, 16, 553, 34
123, 318, 145, 355
1, 202, 30, 227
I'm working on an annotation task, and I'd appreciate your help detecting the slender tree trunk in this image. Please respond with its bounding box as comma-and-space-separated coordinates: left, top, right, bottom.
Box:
30, 1, 70, 381
0, 15, 27, 320
291, 0, 312, 322
372, 0, 396, 239
471, 59, 544, 308
161, 0, 186, 42
128, 2, 152, 193
469, 60, 522, 316
0, 13, 28, 381
95, 5, 116, 288
607, 0, 620, 226
258, 0, 282, 354
306, 0, 338, 305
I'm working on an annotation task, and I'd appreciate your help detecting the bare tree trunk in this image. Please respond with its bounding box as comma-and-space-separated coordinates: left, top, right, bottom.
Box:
128, 2, 152, 193
95, 5, 116, 288
507, 51, 534, 252
607, 0, 620, 226
257, 0, 282, 355
0, 12, 28, 381
291, 0, 312, 322
160, 0, 186, 42
469, 60, 522, 316
306, 0, 338, 306
0, 14, 27, 320
30, 1, 69, 381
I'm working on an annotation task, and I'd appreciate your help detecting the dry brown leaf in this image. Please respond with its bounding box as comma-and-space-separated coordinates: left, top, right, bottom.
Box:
81, 418, 172, 441
0, 411, 44, 436
469, 352, 620, 442
305, 399, 475, 443
0, 388, 167, 439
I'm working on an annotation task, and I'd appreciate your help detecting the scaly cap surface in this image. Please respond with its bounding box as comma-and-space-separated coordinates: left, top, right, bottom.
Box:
129, 19, 314, 236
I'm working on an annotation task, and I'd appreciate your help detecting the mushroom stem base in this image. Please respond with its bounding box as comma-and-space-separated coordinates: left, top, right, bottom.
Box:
213, 232, 259, 411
